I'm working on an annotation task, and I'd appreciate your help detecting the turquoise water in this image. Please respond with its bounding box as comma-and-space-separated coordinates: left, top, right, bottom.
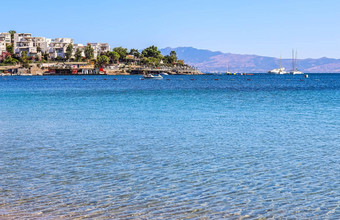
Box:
0, 74, 339, 219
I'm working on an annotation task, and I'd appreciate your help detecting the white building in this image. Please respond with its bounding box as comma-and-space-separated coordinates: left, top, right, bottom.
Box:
0, 33, 11, 60
0, 33, 11, 44
48, 38, 74, 59
1, 31, 113, 61
13, 33, 52, 57
73, 43, 85, 57
0, 40, 6, 60
34, 37, 52, 53
87, 43, 110, 58
13, 33, 36, 55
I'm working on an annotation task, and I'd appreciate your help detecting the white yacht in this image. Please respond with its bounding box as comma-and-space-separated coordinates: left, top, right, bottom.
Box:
290, 49, 303, 74
268, 67, 287, 74
268, 55, 287, 74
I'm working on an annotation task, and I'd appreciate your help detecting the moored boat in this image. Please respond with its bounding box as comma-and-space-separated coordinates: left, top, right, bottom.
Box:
142, 73, 163, 79
268, 55, 287, 74
268, 67, 287, 74
290, 49, 303, 74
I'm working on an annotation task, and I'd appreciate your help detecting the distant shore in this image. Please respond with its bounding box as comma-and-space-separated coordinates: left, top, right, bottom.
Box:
0, 62, 204, 76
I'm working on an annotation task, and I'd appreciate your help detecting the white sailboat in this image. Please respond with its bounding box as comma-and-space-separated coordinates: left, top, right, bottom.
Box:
268, 55, 287, 74
290, 49, 303, 74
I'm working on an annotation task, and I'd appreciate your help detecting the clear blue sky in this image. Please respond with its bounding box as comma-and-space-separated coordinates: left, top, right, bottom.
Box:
2, 0, 340, 59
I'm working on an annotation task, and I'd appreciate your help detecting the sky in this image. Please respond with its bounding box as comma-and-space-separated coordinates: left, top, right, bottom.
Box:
1, 0, 340, 59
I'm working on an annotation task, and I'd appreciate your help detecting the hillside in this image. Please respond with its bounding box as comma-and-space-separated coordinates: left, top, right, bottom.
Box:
161, 47, 340, 73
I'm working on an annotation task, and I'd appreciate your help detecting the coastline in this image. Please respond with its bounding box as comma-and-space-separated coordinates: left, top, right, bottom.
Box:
0, 63, 204, 76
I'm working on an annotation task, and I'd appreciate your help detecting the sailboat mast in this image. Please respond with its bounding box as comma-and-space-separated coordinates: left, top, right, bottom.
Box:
295, 50, 298, 70
292, 49, 295, 71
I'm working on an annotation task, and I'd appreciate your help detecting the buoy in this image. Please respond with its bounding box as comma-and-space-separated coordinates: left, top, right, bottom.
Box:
190, 79, 195, 80
113, 78, 117, 80
214, 79, 219, 80
43, 78, 47, 80
83, 78, 86, 80
166, 79, 170, 81
304, 74, 309, 78
104, 78, 107, 80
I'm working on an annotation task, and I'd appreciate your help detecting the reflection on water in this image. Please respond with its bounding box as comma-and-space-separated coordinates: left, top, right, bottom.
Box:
0, 74, 339, 218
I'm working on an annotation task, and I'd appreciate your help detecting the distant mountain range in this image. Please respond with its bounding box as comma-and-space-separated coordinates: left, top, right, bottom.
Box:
160, 47, 340, 73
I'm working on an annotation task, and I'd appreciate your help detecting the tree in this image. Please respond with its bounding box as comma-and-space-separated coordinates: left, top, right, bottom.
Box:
108, 51, 120, 63
141, 45, 162, 59
113, 47, 128, 62
65, 43, 73, 61
84, 44, 94, 60
163, 50, 177, 65
163, 55, 172, 65
170, 50, 177, 63
20, 51, 30, 68
3, 56, 18, 65
8, 30, 16, 44
96, 55, 109, 67
147, 57, 159, 66
37, 46, 41, 53
56, 55, 63, 62
129, 48, 140, 58
42, 52, 50, 62
6, 44, 14, 54
74, 48, 83, 61
177, 60, 184, 66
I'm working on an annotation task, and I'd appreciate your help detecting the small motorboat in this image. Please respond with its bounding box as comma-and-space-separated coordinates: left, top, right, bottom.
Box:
142, 73, 163, 80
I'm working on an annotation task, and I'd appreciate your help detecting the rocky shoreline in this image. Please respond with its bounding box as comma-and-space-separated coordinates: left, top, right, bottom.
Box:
0, 63, 204, 76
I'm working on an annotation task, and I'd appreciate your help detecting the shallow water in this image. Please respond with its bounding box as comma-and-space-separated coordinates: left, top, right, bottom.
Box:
0, 74, 339, 219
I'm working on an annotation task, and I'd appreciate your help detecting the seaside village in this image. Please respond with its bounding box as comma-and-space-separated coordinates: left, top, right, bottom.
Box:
0, 31, 202, 76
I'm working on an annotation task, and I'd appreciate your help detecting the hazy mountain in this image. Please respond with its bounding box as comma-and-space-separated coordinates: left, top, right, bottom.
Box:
161, 47, 340, 73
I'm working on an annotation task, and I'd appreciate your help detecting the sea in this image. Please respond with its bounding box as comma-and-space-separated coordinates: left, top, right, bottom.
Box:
0, 74, 339, 219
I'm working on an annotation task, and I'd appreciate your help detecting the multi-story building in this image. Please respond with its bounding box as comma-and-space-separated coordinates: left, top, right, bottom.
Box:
73, 43, 85, 57
48, 38, 74, 59
34, 37, 52, 53
0, 33, 11, 61
87, 43, 110, 58
0, 33, 11, 44
13, 33, 53, 57
1, 31, 112, 61
14, 33, 38, 56
13, 33, 36, 55
0, 40, 6, 60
